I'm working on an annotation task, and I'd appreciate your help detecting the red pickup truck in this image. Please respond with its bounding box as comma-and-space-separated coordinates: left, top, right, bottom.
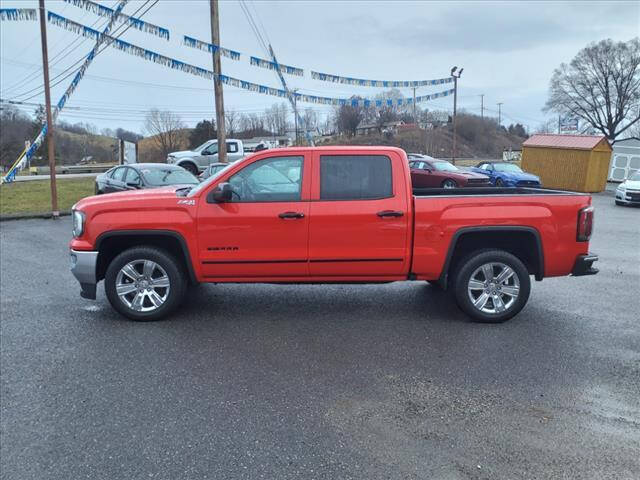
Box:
70, 146, 598, 323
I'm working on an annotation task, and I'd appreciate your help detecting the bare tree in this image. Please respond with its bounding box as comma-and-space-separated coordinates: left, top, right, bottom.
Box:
225, 109, 239, 136
334, 100, 365, 136
544, 38, 640, 143
264, 103, 289, 135
301, 108, 318, 134
144, 109, 185, 158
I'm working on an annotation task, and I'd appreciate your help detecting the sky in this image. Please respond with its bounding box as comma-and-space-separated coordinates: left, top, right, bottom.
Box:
1, 0, 639, 135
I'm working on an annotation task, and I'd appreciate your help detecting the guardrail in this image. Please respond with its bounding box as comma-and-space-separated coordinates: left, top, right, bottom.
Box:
28, 164, 115, 175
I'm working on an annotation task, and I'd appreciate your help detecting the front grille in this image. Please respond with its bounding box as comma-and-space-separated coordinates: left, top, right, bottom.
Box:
467, 178, 489, 184
517, 180, 540, 187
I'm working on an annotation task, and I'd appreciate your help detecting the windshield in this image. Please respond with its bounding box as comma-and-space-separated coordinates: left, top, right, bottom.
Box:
629, 172, 640, 181
431, 161, 459, 172
494, 163, 523, 173
141, 167, 199, 186
194, 140, 213, 152
187, 163, 234, 197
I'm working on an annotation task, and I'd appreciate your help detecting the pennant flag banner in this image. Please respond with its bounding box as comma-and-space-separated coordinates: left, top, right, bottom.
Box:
48, 11, 454, 107
311, 71, 453, 88
250, 56, 304, 77
63, 0, 169, 40
183, 35, 241, 61
0, 8, 37, 21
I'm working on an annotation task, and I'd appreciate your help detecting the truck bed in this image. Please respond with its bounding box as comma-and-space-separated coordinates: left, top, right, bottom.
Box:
412, 186, 585, 197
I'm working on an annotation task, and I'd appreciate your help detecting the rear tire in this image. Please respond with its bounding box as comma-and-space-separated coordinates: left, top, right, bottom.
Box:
442, 179, 457, 189
104, 246, 187, 321
452, 249, 530, 323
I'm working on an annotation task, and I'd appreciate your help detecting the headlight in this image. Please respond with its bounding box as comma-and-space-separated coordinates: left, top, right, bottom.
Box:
617, 184, 626, 192
72, 210, 85, 238
167, 155, 175, 163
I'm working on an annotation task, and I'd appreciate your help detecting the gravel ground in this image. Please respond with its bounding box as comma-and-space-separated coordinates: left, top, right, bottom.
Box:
1, 192, 639, 480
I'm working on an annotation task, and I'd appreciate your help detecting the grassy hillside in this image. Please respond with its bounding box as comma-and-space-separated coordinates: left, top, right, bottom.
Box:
137, 129, 191, 163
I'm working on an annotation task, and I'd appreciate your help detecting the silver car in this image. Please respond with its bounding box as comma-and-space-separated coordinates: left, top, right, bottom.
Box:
615, 171, 640, 206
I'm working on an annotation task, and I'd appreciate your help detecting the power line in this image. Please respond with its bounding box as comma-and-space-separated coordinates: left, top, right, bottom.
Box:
7, 1, 157, 102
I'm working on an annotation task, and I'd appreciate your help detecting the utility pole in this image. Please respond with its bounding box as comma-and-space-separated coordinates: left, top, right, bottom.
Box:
480, 94, 484, 119
292, 88, 299, 145
558, 114, 561, 134
497, 102, 503, 127
209, 0, 227, 163
450, 66, 463, 165
412, 87, 417, 123
39, 0, 58, 217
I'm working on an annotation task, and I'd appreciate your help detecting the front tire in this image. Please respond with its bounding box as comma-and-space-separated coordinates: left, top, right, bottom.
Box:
442, 179, 457, 189
104, 246, 187, 321
452, 249, 531, 323
180, 162, 198, 176
495, 178, 504, 187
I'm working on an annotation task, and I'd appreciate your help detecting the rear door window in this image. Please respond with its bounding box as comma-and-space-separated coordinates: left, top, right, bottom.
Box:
320, 155, 392, 200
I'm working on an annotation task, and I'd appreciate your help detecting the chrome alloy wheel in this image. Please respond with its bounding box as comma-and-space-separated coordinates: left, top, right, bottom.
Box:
115, 260, 170, 312
467, 262, 520, 314
442, 179, 457, 189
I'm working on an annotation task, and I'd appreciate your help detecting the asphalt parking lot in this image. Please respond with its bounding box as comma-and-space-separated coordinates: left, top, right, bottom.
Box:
1, 192, 639, 480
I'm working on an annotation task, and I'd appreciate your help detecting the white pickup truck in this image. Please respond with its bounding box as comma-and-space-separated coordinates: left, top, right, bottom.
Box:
167, 139, 244, 175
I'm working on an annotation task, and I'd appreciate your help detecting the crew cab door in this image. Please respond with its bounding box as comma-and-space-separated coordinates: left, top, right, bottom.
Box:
308, 151, 411, 277
196, 153, 311, 279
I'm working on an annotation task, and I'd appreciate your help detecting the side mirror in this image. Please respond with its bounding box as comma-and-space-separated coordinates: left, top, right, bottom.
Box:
208, 182, 233, 203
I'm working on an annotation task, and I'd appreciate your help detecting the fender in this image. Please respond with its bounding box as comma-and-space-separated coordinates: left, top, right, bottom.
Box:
438, 226, 544, 288
95, 229, 197, 284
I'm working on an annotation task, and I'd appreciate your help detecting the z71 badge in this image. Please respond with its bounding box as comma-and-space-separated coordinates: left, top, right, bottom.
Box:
177, 199, 196, 206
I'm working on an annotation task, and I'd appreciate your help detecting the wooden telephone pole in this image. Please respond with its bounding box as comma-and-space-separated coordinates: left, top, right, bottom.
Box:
39, 0, 58, 217
209, 0, 227, 163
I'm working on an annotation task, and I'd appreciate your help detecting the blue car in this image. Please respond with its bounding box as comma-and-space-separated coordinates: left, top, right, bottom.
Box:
471, 162, 541, 187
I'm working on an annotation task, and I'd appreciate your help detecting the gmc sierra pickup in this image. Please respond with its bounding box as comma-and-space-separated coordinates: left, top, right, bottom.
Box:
70, 146, 598, 323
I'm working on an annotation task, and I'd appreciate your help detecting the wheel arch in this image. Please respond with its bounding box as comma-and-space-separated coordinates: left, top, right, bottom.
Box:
438, 226, 544, 288
95, 230, 197, 284
177, 159, 200, 173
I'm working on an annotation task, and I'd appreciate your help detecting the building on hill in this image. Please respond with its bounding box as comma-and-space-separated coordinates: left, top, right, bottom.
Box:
356, 120, 405, 136
521, 134, 612, 192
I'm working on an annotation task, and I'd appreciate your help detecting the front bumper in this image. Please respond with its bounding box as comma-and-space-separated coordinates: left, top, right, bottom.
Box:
70, 249, 98, 299
571, 254, 599, 276
615, 190, 640, 205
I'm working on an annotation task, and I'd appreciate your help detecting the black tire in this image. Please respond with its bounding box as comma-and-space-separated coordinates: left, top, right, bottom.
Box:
104, 246, 187, 321
452, 249, 531, 323
426, 280, 443, 289
442, 179, 457, 189
180, 162, 198, 176
495, 178, 504, 187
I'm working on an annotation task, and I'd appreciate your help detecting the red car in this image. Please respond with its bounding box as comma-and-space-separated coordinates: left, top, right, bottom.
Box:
70, 146, 597, 324
409, 157, 490, 188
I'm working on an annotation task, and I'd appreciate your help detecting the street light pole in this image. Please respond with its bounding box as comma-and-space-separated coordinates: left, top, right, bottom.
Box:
450, 66, 463, 165
292, 88, 299, 145
39, 0, 58, 217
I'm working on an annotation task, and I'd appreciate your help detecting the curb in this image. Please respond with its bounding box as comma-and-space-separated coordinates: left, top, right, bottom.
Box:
0, 211, 72, 222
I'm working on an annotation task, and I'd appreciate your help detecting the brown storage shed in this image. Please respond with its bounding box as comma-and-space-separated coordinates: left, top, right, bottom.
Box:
521, 134, 612, 192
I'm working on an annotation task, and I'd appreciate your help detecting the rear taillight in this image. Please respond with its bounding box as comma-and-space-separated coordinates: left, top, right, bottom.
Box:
577, 206, 594, 241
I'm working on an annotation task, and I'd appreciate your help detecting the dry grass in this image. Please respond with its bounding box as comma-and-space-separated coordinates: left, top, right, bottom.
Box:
0, 177, 95, 216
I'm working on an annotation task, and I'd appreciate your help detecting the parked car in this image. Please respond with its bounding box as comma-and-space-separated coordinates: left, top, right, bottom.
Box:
95, 164, 199, 194
409, 158, 491, 188
71, 146, 598, 324
471, 161, 541, 187
167, 139, 244, 175
615, 171, 640, 206
199, 162, 230, 181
